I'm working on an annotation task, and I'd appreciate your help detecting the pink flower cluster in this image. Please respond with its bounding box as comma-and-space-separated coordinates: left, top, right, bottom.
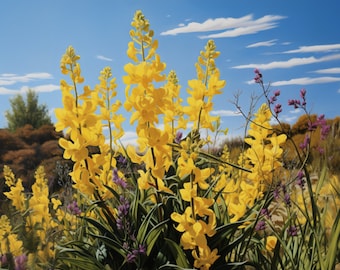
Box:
288, 88, 307, 109
254, 68, 263, 83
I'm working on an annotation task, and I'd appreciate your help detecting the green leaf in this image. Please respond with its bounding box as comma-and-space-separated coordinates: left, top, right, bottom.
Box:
144, 219, 168, 256
164, 238, 190, 268
136, 203, 161, 243
325, 211, 340, 270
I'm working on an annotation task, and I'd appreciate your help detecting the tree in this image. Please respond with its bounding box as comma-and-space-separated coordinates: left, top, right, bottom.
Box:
5, 89, 52, 131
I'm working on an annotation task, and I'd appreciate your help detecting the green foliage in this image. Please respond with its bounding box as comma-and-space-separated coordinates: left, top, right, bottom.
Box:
5, 89, 52, 132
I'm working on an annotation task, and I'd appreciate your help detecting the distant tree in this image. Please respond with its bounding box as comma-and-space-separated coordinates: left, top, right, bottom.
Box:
5, 89, 52, 131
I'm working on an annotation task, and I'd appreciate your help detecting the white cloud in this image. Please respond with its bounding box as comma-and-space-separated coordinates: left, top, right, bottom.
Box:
160, 14, 286, 38
281, 115, 298, 123
247, 39, 278, 48
283, 44, 340, 54
313, 67, 340, 74
233, 54, 340, 70
0, 72, 53, 86
119, 131, 138, 147
0, 72, 59, 95
0, 84, 60, 95
337, 89, 340, 94
289, 108, 302, 114
211, 109, 241, 117
96, 55, 113, 62
271, 76, 340, 86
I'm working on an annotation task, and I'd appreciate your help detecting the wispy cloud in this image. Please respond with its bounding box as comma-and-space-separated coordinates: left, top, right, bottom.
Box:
0, 72, 53, 86
313, 67, 340, 74
0, 72, 58, 95
271, 76, 340, 86
0, 84, 60, 95
233, 54, 340, 70
283, 44, 340, 54
247, 39, 277, 48
160, 14, 286, 38
281, 115, 298, 123
96, 55, 113, 61
211, 109, 241, 117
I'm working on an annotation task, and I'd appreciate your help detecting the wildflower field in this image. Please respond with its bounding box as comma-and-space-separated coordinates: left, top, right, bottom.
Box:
1, 10, 339, 270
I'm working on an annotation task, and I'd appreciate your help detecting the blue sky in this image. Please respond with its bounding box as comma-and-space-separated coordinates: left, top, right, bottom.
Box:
1, 1, 340, 144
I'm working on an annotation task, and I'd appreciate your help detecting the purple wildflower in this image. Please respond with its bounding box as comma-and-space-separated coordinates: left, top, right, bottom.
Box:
260, 208, 270, 218
14, 254, 27, 270
274, 103, 282, 116
288, 225, 298, 236
67, 200, 81, 215
112, 168, 128, 189
284, 192, 291, 207
138, 244, 146, 255
254, 68, 263, 83
116, 196, 130, 231
317, 146, 325, 154
321, 125, 330, 140
274, 89, 281, 96
117, 155, 128, 167
126, 252, 137, 263
270, 95, 277, 104
300, 88, 307, 106
255, 220, 266, 231
296, 171, 305, 189
125, 244, 146, 264
273, 185, 280, 200
288, 99, 301, 109
299, 134, 310, 150
0, 254, 8, 267
269, 90, 280, 104
175, 131, 183, 144
300, 88, 306, 99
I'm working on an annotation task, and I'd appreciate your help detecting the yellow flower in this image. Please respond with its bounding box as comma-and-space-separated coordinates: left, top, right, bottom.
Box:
3, 178, 25, 212
177, 156, 196, 178
265, 235, 277, 252
171, 207, 195, 233
192, 245, 220, 270
51, 198, 62, 210
180, 182, 197, 202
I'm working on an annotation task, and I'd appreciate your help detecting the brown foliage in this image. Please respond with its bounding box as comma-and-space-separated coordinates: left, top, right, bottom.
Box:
0, 124, 65, 190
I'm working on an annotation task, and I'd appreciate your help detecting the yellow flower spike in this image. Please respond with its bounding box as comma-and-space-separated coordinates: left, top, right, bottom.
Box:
3, 165, 16, 186
0, 215, 23, 256
3, 177, 25, 212
184, 39, 224, 132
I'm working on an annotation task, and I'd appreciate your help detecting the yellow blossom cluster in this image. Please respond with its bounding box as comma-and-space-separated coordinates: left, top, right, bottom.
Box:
0, 215, 23, 257
171, 144, 220, 269
124, 10, 175, 193
169, 38, 225, 268
55, 46, 124, 198
215, 104, 287, 222
183, 40, 225, 132
291, 173, 340, 234
2, 166, 64, 268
